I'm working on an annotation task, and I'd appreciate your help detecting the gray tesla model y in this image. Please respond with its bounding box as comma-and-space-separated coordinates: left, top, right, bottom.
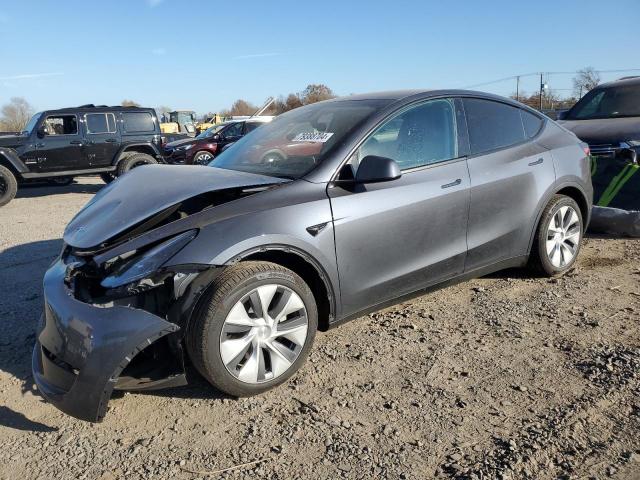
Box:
33, 90, 593, 421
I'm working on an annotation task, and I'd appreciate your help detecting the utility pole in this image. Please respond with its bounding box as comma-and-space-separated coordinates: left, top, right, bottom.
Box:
539, 73, 543, 111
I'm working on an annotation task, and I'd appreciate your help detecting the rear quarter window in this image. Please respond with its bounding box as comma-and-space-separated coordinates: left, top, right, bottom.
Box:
122, 112, 155, 133
521, 110, 543, 138
463, 99, 526, 154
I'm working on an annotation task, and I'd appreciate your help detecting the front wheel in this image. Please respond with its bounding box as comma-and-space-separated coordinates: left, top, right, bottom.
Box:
116, 153, 157, 177
529, 195, 583, 276
0, 165, 17, 207
192, 150, 214, 165
187, 261, 317, 397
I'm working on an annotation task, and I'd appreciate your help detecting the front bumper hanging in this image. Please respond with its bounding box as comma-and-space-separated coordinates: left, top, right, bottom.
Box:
32, 259, 180, 422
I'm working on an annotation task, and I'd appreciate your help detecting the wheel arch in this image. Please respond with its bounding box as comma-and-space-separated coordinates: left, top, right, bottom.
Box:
527, 182, 591, 254
115, 143, 161, 164
230, 246, 336, 332
0, 148, 28, 175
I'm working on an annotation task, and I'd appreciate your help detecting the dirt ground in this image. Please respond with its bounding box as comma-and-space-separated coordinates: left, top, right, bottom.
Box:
0, 177, 638, 480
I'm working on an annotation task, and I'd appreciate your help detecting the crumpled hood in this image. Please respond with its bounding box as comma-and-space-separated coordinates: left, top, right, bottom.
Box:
558, 117, 640, 145
0, 133, 26, 149
64, 165, 287, 249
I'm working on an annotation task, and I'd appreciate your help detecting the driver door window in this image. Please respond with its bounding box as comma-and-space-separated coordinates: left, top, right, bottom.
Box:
354, 99, 458, 171
43, 115, 78, 135
224, 122, 244, 138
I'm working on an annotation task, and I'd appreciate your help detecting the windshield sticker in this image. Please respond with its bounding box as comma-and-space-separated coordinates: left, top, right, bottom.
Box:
292, 132, 334, 143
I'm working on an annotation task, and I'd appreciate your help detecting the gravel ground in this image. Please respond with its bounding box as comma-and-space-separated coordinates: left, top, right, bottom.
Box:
0, 177, 639, 480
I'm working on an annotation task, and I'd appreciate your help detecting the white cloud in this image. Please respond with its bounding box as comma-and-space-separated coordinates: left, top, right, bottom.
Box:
152, 47, 166, 56
0, 72, 64, 81
234, 52, 282, 60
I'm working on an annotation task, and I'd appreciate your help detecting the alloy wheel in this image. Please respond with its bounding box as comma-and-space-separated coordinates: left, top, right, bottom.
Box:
545, 205, 581, 268
220, 284, 309, 384
194, 152, 212, 165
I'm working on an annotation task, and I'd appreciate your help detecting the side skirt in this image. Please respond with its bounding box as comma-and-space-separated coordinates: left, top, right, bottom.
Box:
328, 255, 529, 329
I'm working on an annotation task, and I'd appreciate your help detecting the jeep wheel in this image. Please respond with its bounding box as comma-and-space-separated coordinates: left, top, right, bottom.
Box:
48, 176, 74, 186
116, 153, 157, 177
187, 261, 318, 397
100, 172, 117, 184
0, 165, 18, 207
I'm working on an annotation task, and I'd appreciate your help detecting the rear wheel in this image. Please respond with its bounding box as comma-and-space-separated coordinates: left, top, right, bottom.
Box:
529, 195, 583, 276
187, 261, 317, 397
192, 150, 214, 165
116, 152, 157, 176
0, 165, 18, 207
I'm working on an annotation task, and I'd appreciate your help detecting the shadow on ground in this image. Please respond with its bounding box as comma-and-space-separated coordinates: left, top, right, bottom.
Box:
16, 179, 103, 199
0, 406, 57, 432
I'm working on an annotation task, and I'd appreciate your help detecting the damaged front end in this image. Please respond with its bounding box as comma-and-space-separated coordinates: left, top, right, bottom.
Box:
33, 165, 287, 421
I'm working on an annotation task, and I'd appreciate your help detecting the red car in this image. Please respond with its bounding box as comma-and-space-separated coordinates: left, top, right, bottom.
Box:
163, 118, 272, 165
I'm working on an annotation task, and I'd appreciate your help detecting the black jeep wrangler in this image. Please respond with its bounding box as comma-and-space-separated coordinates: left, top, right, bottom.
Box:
0, 105, 164, 206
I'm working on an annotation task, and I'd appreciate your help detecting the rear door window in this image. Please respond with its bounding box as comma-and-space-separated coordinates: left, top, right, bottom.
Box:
463, 99, 526, 154
122, 112, 155, 133
85, 113, 117, 134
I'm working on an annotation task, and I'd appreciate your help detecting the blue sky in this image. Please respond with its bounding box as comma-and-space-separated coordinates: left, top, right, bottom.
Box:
0, 0, 638, 114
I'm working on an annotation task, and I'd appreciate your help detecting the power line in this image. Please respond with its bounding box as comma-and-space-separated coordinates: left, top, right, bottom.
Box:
464, 68, 640, 89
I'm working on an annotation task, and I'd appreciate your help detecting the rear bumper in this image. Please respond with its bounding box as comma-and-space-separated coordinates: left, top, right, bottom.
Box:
32, 258, 179, 422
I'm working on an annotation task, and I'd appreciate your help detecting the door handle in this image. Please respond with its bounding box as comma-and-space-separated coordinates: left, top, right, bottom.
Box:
70, 140, 83, 145
441, 178, 462, 189
105, 138, 117, 143
528, 158, 544, 166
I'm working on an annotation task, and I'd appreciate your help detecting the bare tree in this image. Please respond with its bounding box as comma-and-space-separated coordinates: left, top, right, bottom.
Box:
573, 67, 600, 98
299, 84, 335, 105
222, 99, 257, 117
0, 97, 34, 132
272, 93, 303, 114
121, 99, 141, 107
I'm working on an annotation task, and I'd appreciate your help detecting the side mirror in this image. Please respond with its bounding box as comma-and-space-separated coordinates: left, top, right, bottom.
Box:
618, 147, 638, 165
355, 155, 401, 183
556, 110, 568, 121
36, 126, 46, 138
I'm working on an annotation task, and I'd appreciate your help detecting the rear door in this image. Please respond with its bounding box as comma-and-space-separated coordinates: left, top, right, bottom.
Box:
462, 98, 554, 271
329, 98, 470, 317
36, 114, 83, 171
82, 112, 120, 167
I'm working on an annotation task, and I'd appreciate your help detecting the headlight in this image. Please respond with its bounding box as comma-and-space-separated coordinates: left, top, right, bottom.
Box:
625, 140, 640, 148
177, 144, 194, 151
101, 230, 197, 288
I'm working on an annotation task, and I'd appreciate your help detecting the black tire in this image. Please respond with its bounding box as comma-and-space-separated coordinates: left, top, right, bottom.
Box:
116, 152, 157, 177
529, 194, 583, 276
48, 176, 74, 186
0, 165, 18, 207
192, 150, 214, 166
186, 261, 318, 397
100, 172, 117, 184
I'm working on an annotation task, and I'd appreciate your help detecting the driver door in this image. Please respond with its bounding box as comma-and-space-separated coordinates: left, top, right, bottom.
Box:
328, 98, 470, 317
36, 114, 84, 172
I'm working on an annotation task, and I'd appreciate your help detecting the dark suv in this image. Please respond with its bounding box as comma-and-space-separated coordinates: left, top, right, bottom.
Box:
163, 117, 272, 165
0, 105, 164, 206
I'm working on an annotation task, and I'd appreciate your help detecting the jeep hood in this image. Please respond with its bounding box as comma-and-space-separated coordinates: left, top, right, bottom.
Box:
558, 117, 640, 145
0, 133, 26, 149
64, 165, 288, 249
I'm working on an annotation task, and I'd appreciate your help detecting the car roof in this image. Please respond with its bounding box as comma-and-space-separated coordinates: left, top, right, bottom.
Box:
44, 105, 155, 114
597, 76, 640, 89
329, 89, 535, 111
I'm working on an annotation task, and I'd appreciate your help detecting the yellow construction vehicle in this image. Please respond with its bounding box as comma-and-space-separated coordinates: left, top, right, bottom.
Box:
160, 110, 197, 136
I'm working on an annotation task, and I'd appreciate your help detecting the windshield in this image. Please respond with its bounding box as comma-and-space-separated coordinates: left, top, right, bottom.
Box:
567, 84, 640, 120
196, 124, 226, 139
209, 99, 390, 179
22, 112, 42, 134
